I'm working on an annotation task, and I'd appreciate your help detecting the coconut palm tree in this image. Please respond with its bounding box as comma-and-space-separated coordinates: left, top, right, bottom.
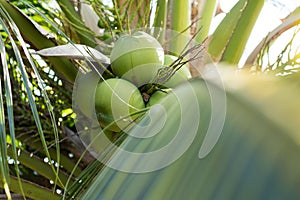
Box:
0, 0, 300, 199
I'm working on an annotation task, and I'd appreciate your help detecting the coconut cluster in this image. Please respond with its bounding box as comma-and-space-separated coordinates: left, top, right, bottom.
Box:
95, 31, 191, 132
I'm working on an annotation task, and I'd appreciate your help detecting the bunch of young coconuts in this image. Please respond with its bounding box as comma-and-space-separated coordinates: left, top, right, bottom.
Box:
95, 31, 191, 133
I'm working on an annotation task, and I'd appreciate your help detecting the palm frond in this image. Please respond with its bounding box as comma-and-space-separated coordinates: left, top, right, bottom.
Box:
0, 7, 64, 187
81, 66, 300, 200
57, 0, 97, 47
0, 0, 77, 83
0, 9, 23, 199
0, 78, 11, 199
0, 1, 83, 197
208, 0, 264, 64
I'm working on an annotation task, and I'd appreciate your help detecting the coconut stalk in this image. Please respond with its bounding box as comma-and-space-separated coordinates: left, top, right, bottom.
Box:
116, 0, 151, 29
208, 0, 264, 64
169, 0, 191, 55
221, 0, 264, 64
195, 0, 218, 43
153, 0, 168, 42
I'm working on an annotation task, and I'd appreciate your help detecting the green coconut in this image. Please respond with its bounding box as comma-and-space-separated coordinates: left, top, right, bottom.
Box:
110, 31, 164, 86
147, 90, 171, 107
95, 78, 145, 132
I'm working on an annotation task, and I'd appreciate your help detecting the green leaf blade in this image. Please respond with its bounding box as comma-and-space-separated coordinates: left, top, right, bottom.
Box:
0, 78, 11, 199
221, 0, 264, 64
208, 0, 264, 64
81, 68, 300, 200
0, 0, 77, 83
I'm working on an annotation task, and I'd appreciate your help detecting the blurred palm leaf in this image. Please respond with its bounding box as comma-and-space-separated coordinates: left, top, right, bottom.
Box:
81, 66, 300, 200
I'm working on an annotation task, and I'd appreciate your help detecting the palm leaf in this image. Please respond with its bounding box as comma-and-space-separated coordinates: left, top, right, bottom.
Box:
208, 0, 264, 64
0, 10, 63, 183
0, 0, 77, 83
0, 78, 11, 199
80, 65, 300, 199
57, 0, 97, 47
0, 173, 61, 200
0, 1, 71, 195
6, 147, 73, 188
36, 43, 110, 64
0, 18, 25, 198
